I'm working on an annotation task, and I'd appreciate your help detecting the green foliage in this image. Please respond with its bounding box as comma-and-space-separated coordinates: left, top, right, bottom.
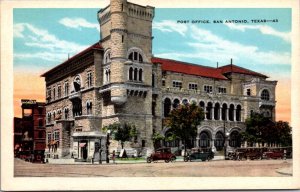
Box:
242, 113, 292, 146
166, 103, 204, 148
102, 122, 138, 148
152, 132, 165, 142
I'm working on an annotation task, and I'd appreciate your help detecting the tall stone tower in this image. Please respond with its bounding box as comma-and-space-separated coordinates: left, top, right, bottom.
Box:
98, 0, 155, 148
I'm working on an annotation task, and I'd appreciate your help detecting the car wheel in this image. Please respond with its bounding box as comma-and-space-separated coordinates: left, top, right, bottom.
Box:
184, 157, 189, 162
165, 159, 170, 163
170, 157, 176, 163
146, 157, 152, 163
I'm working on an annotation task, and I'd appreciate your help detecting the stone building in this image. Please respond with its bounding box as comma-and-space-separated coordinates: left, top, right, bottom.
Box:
41, 0, 277, 161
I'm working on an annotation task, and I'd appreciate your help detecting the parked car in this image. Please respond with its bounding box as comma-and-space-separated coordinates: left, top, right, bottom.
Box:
263, 150, 284, 159
184, 148, 214, 162
147, 147, 176, 163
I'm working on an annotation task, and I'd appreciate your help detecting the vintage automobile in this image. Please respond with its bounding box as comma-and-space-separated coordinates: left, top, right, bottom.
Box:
146, 147, 176, 163
184, 148, 214, 162
263, 150, 284, 159
230, 148, 266, 160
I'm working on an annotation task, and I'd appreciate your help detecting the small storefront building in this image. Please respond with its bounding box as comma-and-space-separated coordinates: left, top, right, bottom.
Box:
72, 131, 107, 162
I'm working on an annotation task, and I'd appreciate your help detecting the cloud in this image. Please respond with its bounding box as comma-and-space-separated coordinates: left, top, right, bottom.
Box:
224, 23, 291, 42
13, 23, 88, 63
59, 17, 100, 32
154, 21, 291, 66
153, 20, 188, 37
14, 23, 25, 38
188, 25, 290, 65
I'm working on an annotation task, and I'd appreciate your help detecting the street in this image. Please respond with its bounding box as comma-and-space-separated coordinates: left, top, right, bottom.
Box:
14, 158, 292, 177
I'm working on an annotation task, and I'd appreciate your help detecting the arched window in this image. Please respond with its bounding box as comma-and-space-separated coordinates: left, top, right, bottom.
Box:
214, 131, 224, 151
104, 50, 111, 64
222, 103, 228, 120
206, 102, 213, 120
164, 98, 172, 117
236, 105, 242, 121
87, 101, 92, 115
214, 103, 220, 120
182, 99, 189, 106
199, 101, 205, 111
73, 76, 81, 92
128, 48, 144, 63
229, 104, 234, 121
199, 131, 210, 148
173, 99, 180, 109
261, 89, 270, 101
129, 67, 133, 80
229, 131, 241, 147
134, 68, 138, 81
138, 69, 143, 81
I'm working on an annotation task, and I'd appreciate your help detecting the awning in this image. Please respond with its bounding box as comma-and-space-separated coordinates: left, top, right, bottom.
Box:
79, 143, 86, 147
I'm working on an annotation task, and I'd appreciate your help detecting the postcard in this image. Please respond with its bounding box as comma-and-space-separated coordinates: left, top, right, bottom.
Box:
1, 0, 300, 190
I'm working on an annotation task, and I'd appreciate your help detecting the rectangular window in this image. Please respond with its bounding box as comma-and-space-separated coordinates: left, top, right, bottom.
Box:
188, 83, 198, 90
218, 87, 227, 94
87, 72, 93, 88
57, 85, 61, 98
204, 85, 213, 93
54, 131, 60, 148
64, 81, 69, 96
247, 89, 251, 96
162, 80, 165, 86
54, 131, 60, 141
172, 80, 182, 89
53, 87, 56, 100
47, 88, 51, 101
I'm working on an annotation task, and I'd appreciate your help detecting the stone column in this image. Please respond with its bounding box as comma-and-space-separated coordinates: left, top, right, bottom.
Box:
226, 108, 229, 121
211, 137, 216, 152
196, 137, 200, 147
233, 109, 236, 121
219, 107, 222, 120
212, 107, 215, 120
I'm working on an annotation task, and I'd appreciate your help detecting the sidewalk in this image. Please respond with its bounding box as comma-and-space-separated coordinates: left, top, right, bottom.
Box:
46, 155, 226, 165
276, 166, 293, 176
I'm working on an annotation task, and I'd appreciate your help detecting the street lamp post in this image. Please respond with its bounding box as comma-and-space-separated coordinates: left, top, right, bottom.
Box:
106, 130, 111, 163
223, 120, 229, 160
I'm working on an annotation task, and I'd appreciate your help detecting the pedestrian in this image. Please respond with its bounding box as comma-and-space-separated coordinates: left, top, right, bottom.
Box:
112, 150, 116, 164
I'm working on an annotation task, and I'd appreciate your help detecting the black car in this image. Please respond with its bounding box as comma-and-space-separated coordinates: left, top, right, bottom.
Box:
184, 148, 214, 162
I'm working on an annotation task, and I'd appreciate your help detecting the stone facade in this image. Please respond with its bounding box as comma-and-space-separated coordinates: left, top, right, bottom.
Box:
42, 0, 277, 160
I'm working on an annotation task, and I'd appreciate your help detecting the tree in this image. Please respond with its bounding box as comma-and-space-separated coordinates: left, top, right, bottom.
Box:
275, 121, 292, 147
152, 132, 165, 149
241, 113, 292, 147
103, 123, 138, 149
166, 103, 205, 153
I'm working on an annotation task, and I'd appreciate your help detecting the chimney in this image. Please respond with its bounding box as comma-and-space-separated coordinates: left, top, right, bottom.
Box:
217, 62, 219, 68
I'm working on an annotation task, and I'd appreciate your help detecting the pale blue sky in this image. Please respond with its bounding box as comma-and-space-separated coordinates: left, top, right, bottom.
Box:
13, 8, 291, 79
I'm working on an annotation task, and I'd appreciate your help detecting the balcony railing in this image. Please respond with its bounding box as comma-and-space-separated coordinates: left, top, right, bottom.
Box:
69, 91, 81, 100
259, 100, 275, 107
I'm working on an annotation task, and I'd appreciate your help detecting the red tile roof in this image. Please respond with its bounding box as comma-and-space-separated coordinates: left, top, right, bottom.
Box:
41, 42, 103, 77
151, 57, 228, 80
218, 64, 268, 78
152, 57, 268, 79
